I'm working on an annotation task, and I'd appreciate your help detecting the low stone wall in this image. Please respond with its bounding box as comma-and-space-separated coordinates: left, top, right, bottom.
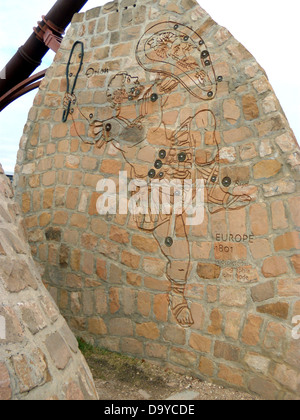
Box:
13, 0, 300, 399
0, 165, 98, 400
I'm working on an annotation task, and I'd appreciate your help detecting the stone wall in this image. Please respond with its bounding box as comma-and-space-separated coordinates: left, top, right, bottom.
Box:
14, 0, 300, 399
0, 165, 98, 400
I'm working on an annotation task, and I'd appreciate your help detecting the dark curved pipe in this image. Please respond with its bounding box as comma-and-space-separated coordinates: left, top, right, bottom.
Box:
0, 0, 88, 98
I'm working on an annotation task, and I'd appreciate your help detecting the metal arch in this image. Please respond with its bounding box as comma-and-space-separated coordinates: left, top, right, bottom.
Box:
0, 70, 47, 112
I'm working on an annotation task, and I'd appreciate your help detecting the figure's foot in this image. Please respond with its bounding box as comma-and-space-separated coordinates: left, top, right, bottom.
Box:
169, 291, 194, 328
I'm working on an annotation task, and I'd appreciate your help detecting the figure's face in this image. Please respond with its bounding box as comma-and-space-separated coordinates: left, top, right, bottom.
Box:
107, 73, 144, 107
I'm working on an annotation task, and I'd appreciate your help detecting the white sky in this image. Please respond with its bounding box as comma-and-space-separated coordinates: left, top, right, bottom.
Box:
0, 0, 299, 173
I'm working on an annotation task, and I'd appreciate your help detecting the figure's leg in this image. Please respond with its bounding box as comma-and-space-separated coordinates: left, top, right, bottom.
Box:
197, 159, 251, 214
153, 214, 194, 328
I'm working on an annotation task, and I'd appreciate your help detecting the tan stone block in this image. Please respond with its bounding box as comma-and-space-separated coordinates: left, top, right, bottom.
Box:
189, 333, 211, 353
137, 291, 151, 317
223, 126, 252, 144
271, 201, 288, 230
101, 159, 123, 174
257, 302, 289, 320
190, 302, 205, 330
95, 288, 108, 315
99, 239, 120, 261
206, 285, 218, 303
0, 363, 12, 400
164, 325, 186, 345
207, 308, 223, 335
91, 218, 107, 236
237, 265, 259, 283
262, 256, 288, 278
109, 318, 133, 337
132, 234, 158, 253
66, 187, 79, 210
198, 356, 215, 376
228, 207, 246, 236
153, 294, 168, 322
278, 278, 300, 297
88, 318, 107, 335
242, 94, 259, 120
45, 332, 72, 370
251, 281, 275, 302
214, 341, 240, 362
145, 343, 168, 360
263, 179, 296, 197
22, 192, 31, 213
142, 257, 165, 277
223, 99, 240, 124
255, 115, 286, 137
242, 314, 263, 346
291, 255, 300, 274
250, 203, 269, 235
20, 302, 47, 335
52, 124, 68, 139
136, 322, 160, 340
274, 232, 300, 252
126, 272, 142, 287
52, 211, 68, 226
249, 238, 272, 260
109, 288, 120, 314
110, 225, 130, 244
197, 262, 221, 280
253, 159, 282, 179
214, 242, 247, 262
239, 143, 257, 161
169, 347, 197, 368
288, 197, 300, 227
70, 249, 81, 271
220, 286, 247, 307
224, 311, 242, 340
121, 338, 143, 356
217, 364, 244, 387
274, 364, 299, 392
248, 376, 278, 400
82, 252, 94, 275
121, 250, 140, 269
70, 214, 88, 229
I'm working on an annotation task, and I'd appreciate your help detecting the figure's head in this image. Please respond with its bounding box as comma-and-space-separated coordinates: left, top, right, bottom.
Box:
106, 72, 144, 108
136, 22, 218, 101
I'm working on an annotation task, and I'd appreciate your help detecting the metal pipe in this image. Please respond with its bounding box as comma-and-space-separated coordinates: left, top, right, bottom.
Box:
0, 0, 88, 98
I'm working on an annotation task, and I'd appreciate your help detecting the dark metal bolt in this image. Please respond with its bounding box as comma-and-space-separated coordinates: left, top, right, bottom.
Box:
207, 91, 214, 98
105, 123, 112, 132
211, 176, 217, 183
150, 93, 158, 102
201, 50, 209, 59
222, 177, 232, 188
148, 169, 156, 179
165, 237, 173, 247
159, 150, 166, 159
154, 160, 163, 169
217, 76, 223, 82
178, 152, 187, 162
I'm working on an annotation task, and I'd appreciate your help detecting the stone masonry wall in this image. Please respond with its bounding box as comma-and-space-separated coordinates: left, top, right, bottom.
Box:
0, 165, 98, 400
14, 0, 300, 399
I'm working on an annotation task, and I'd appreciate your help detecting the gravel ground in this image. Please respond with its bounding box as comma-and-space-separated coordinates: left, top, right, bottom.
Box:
80, 340, 259, 401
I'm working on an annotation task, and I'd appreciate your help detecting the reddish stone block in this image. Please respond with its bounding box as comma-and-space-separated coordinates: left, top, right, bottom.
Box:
242, 314, 263, 346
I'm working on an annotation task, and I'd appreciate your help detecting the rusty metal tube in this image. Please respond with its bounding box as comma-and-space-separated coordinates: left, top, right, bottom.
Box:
0, 0, 88, 98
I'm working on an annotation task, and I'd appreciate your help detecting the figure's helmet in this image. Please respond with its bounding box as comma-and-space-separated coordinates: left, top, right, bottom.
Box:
136, 21, 217, 100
